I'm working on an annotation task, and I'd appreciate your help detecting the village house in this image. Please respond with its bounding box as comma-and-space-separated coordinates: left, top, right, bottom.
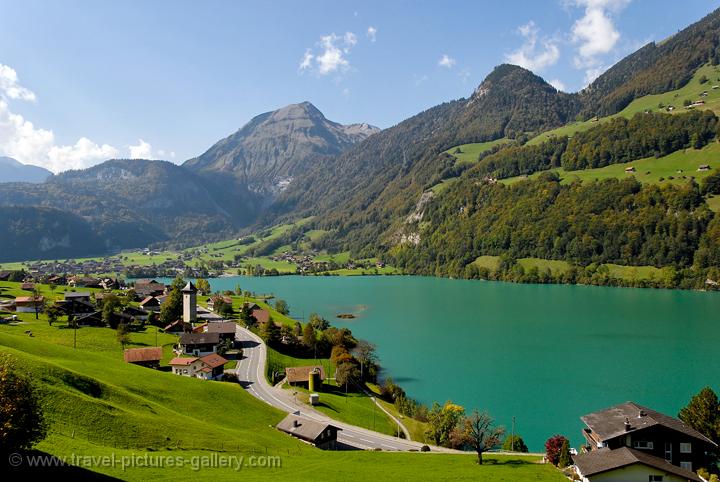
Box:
20, 282, 35, 291
169, 353, 227, 380
573, 446, 702, 482
285, 365, 325, 390
164, 319, 191, 334
123, 346, 163, 369
625, 166, 636, 173
579, 401, 716, 473
276, 414, 341, 450
251, 308, 270, 324
697, 164, 710, 171
57, 297, 96, 317
139, 296, 161, 312
204, 321, 237, 342
14, 296, 44, 313
64, 292, 92, 304
133, 279, 166, 299
177, 332, 220, 356
74, 311, 104, 327
207, 295, 232, 311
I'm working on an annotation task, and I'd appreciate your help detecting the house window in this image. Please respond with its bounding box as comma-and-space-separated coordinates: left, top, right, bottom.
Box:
648, 476, 663, 482
633, 441, 654, 450
679, 442, 691, 453
664, 442, 672, 463
680, 461, 692, 471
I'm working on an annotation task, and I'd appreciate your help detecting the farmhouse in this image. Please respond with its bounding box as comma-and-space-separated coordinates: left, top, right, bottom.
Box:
164, 319, 191, 334
205, 321, 237, 342
20, 282, 35, 290
624, 166, 636, 173
285, 365, 325, 390
276, 414, 341, 450
139, 296, 161, 311
207, 295, 232, 311
580, 401, 716, 472
169, 353, 227, 380
64, 292, 92, 303
177, 332, 220, 356
134, 279, 166, 298
251, 308, 270, 324
14, 296, 44, 313
697, 164, 710, 171
74, 311, 104, 327
123, 346, 163, 369
572, 446, 702, 482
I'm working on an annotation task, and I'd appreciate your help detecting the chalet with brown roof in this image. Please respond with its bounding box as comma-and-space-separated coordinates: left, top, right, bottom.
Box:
285, 365, 325, 389
573, 446, 702, 482
64, 292, 92, 303
123, 347, 163, 369
164, 319, 191, 334
580, 401, 716, 473
169, 353, 227, 380
74, 311, 104, 327
205, 321, 237, 341
20, 282, 35, 291
177, 332, 220, 356
14, 296, 44, 313
134, 279, 166, 298
251, 308, 270, 324
276, 414, 340, 450
139, 296, 161, 311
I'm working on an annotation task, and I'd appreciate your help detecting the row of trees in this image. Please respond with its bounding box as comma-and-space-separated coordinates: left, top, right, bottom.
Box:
472, 110, 719, 179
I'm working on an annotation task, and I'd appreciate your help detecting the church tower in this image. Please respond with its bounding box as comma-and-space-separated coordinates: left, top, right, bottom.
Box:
182, 281, 197, 323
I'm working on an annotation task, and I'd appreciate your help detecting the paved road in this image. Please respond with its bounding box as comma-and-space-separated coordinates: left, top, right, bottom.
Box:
234, 325, 457, 452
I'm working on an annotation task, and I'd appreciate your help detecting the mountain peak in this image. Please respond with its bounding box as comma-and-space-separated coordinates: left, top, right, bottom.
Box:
0, 156, 52, 184
471, 64, 553, 100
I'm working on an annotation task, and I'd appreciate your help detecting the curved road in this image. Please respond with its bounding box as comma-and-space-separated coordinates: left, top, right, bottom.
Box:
234, 325, 458, 452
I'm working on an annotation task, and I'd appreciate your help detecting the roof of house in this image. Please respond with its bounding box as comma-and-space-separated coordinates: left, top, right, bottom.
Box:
199, 353, 227, 369
15, 296, 44, 303
123, 347, 163, 363
572, 447, 701, 481
285, 365, 325, 384
178, 332, 220, 346
251, 308, 270, 324
139, 296, 160, 306
206, 322, 237, 335
169, 357, 199, 366
164, 319, 189, 332
581, 401, 716, 446
64, 292, 91, 299
276, 414, 341, 443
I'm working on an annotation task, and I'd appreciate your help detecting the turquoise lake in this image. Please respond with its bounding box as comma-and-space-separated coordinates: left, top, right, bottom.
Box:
173, 275, 720, 451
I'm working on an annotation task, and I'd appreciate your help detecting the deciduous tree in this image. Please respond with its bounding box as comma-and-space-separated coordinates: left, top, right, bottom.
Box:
451, 410, 504, 464
0, 355, 47, 452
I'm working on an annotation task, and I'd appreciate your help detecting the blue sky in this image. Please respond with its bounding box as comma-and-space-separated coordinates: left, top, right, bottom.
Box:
0, 0, 718, 172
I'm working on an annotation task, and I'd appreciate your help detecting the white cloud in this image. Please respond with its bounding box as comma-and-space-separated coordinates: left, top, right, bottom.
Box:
128, 138, 154, 159
505, 21, 560, 72
438, 54, 456, 69
299, 32, 357, 76
367, 26, 377, 42
549, 78, 567, 91
568, 0, 631, 82
0, 63, 36, 102
48, 137, 119, 170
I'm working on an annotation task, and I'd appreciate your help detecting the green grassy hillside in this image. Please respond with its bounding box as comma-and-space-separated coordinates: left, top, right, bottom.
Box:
444, 139, 510, 166
0, 290, 563, 480
501, 141, 720, 187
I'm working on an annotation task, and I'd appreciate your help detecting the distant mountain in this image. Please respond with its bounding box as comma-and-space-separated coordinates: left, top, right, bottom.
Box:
272, 65, 580, 254
184, 102, 379, 197
0, 159, 257, 260
0, 157, 52, 183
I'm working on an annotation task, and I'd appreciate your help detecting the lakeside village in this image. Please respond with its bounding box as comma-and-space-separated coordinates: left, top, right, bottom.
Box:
2, 275, 720, 480
5, 246, 384, 280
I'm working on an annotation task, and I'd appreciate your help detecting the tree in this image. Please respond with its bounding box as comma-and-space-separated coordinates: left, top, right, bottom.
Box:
159, 286, 183, 326
0, 355, 47, 452
116, 323, 130, 349
195, 278, 211, 295
274, 299, 289, 315
353, 340, 378, 381
45, 304, 62, 326
545, 435, 569, 466
557, 438, 572, 468
679, 386, 720, 444
451, 410, 504, 464
302, 323, 316, 351
425, 401, 465, 447
234, 284, 242, 296
502, 434, 529, 453
260, 321, 280, 346
334, 361, 360, 390
31, 287, 43, 320
146, 311, 159, 327
102, 294, 123, 328
309, 313, 330, 331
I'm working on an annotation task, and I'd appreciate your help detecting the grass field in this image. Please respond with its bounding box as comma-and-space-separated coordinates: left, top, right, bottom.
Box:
707, 195, 720, 212
501, 141, 720, 187
528, 63, 720, 146
470, 256, 673, 283
444, 139, 510, 166
0, 282, 564, 480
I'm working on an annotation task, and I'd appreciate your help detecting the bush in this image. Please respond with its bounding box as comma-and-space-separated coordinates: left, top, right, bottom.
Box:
502, 434, 529, 452
545, 434, 569, 466
0, 355, 47, 452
